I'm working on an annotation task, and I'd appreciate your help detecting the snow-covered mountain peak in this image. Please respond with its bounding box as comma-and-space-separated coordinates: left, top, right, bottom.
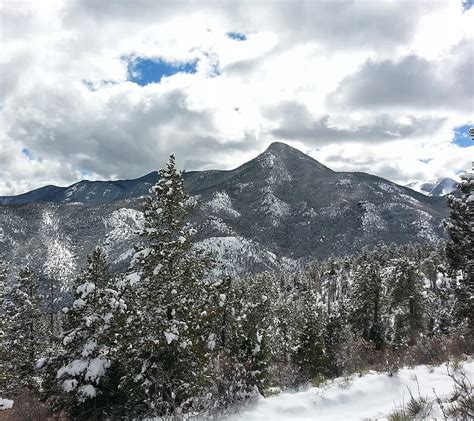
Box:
262, 142, 332, 172
406, 178, 457, 196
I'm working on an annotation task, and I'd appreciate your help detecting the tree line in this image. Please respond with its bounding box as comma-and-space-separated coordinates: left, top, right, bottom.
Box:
0, 155, 472, 419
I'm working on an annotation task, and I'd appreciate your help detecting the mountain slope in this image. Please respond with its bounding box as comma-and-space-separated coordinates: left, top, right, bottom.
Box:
406, 178, 458, 197
0, 172, 159, 205
0, 142, 448, 275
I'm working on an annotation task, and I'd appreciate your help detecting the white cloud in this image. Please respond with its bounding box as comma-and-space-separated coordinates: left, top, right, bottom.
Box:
0, 0, 472, 195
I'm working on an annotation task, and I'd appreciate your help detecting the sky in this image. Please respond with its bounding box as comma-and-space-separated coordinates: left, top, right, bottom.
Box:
0, 0, 473, 196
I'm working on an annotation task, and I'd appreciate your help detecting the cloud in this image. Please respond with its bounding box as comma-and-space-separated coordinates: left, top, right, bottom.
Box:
312, 138, 474, 185
0, 0, 473, 195
266, 101, 447, 145
64, 0, 426, 50
327, 39, 473, 111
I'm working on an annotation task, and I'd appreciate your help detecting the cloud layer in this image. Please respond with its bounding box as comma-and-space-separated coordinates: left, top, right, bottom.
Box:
1, 0, 473, 195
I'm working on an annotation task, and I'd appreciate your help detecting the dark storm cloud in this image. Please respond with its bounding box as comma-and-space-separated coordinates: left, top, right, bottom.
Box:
266, 101, 446, 145
327, 40, 474, 111
5, 86, 258, 179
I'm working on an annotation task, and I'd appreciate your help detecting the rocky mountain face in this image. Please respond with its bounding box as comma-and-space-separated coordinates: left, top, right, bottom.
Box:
406, 178, 458, 197
0, 142, 448, 277
0, 172, 160, 206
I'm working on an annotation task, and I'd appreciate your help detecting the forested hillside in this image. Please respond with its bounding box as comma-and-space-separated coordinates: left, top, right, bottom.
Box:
0, 155, 472, 419
0, 143, 448, 276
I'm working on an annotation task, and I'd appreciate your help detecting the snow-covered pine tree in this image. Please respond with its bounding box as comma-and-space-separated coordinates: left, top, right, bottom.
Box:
233, 274, 275, 395
324, 297, 352, 377
349, 255, 387, 349
1, 266, 45, 395
203, 276, 244, 408
205, 275, 270, 408
0, 259, 11, 396
293, 289, 328, 383
389, 258, 425, 347
121, 154, 214, 416
445, 171, 473, 328
420, 246, 456, 336
0, 259, 6, 289
50, 247, 126, 418
268, 273, 299, 387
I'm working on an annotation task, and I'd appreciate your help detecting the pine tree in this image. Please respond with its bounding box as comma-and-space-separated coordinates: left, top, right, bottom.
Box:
233, 274, 274, 395
349, 256, 387, 349
420, 248, 456, 336
324, 298, 351, 377
389, 258, 425, 347
445, 172, 473, 328
48, 247, 126, 418
0, 260, 11, 396
121, 154, 215, 416
269, 273, 299, 387
293, 290, 328, 383
204, 273, 278, 407
203, 276, 245, 408
1, 266, 46, 395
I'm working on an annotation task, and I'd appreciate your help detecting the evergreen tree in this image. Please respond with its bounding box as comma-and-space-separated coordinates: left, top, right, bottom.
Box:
0, 260, 11, 396
1, 266, 45, 395
389, 258, 425, 347
205, 273, 276, 406
269, 273, 299, 387
445, 172, 473, 328
233, 274, 274, 395
46, 247, 126, 419
203, 276, 246, 408
324, 298, 351, 377
349, 256, 387, 349
121, 154, 215, 416
293, 290, 328, 383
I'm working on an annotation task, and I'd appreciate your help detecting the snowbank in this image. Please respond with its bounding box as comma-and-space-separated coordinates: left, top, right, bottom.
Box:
230, 361, 474, 421
0, 398, 14, 411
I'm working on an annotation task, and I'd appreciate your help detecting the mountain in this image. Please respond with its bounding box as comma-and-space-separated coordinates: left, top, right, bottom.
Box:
406, 178, 458, 197
0, 172, 160, 205
0, 142, 448, 277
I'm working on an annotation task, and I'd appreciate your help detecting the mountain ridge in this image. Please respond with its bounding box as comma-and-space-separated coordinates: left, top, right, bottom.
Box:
0, 142, 439, 205
0, 142, 449, 276
406, 177, 458, 197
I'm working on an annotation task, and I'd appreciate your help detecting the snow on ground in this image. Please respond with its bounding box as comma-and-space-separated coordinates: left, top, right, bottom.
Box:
202, 191, 241, 218
260, 193, 290, 226
412, 211, 439, 242
377, 182, 402, 194
197, 236, 298, 277
258, 151, 292, 186
360, 201, 387, 234
105, 208, 144, 244
230, 361, 474, 421
0, 398, 14, 411
41, 209, 76, 281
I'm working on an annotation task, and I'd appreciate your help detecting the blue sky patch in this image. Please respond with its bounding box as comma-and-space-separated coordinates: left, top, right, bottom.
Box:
462, 0, 473, 11
21, 148, 35, 160
226, 32, 247, 41
127, 57, 197, 86
452, 124, 474, 148
79, 169, 92, 177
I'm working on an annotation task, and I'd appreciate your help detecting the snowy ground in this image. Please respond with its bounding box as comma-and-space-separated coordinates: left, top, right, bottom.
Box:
0, 398, 14, 411
230, 361, 474, 421
2, 362, 472, 419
